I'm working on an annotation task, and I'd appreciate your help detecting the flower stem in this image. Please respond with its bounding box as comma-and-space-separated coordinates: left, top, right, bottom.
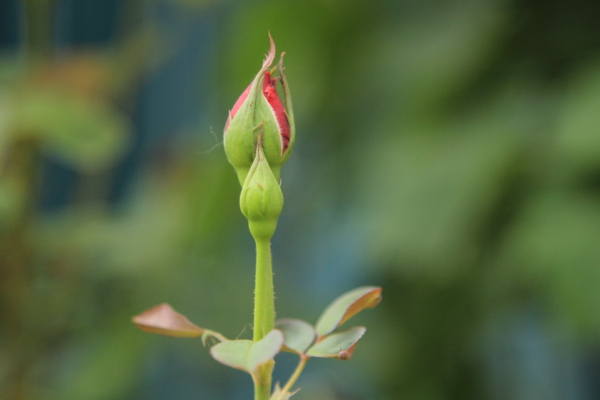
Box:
253, 237, 275, 340
253, 361, 274, 400
253, 236, 275, 400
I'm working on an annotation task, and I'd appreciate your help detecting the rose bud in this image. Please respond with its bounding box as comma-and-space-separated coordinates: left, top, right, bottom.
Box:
240, 135, 284, 241
224, 35, 295, 184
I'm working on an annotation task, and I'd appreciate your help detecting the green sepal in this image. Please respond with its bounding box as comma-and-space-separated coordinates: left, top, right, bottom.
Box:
240, 137, 284, 241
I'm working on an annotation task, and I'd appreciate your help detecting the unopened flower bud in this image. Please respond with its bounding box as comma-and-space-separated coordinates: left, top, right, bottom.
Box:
240, 137, 284, 241
224, 35, 295, 184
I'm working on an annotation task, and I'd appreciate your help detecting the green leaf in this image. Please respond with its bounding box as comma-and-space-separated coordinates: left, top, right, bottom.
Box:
275, 318, 316, 354
210, 329, 284, 373
306, 326, 366, 360
246, 329, 284, 372
210, 340, 253, 371
132, 303, 205, 338
315, 286, 382, 337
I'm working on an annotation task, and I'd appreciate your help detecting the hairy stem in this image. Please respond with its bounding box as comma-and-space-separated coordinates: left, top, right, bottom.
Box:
253, 360, 274, 400
253, 237, 275, 340
253, 237, 275, 400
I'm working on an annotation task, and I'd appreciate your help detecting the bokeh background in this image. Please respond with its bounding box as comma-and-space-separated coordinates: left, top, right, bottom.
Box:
1, 0, 600, 399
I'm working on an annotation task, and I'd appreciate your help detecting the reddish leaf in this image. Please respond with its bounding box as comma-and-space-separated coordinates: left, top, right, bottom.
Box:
315, 287, 382, 337
132, 303, 204, 338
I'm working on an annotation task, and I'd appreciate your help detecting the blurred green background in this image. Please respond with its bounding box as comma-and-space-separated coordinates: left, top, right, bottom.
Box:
1, 0, 600, 399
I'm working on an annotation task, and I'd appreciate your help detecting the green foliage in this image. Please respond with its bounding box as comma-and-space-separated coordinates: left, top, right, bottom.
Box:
133, 284, 382, 398
275, 319, 315, 354
210, 330, 284, 373
306, 327, 366, 359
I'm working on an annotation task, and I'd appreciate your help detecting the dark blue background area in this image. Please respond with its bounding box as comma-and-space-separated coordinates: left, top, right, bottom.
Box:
0, 0, 21, 49
0, 0, 217, 210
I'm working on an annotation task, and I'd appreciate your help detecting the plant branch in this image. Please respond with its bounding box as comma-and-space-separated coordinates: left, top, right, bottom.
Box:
253, 237, 276, 400
253, 237, 275, 341
274, 355, 308, 400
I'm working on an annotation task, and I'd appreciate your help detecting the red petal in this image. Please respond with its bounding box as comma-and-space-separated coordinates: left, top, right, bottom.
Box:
225, 82, 252, 132
262, 71, 291, 152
